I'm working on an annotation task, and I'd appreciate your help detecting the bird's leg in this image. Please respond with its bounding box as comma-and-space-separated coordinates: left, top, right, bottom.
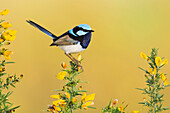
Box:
69, 54, 80, 64
65, 53, 83, 71
65, 53, 77, 64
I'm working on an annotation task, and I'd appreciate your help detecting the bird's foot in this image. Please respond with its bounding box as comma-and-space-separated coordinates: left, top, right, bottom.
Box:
76, 64, 84, 72
65, 53, 83, 71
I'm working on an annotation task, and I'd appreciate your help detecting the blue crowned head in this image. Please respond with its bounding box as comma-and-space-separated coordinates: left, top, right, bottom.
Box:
69, 24, 94, 37
77, 24, 92, 31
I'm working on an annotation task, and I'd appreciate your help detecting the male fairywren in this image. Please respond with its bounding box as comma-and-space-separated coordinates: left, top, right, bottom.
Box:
26, 20, 94, 70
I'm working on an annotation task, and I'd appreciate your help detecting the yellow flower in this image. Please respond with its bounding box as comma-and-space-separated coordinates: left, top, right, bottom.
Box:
85, 93, 95, 101
148, 67, 157, 75
160, 73, 166, 81
53, 99, 66, 106
154, 67, 157, 75
50, 95, 61, 99
0, 9, 9, 15
161, 59, 168, 66
54, 106, 61, 112
0, 38, 4, 43
160, 73, 167, 81
77, 54, 82, 61
72, 98, 77, 102
3, 51, 12, 60
81, 92, 95, 104
132, 110, 139, 113
149, 68, 153, 75
82, 101, 94, 110
118, 106, 124, 112
48, 105, 61, 112
140, 52, 147, 60
81, 92, 87, 103
65, 92, 70, 99
164, 80, 169, 86
57, 71, 67, 80
155, 57, 162, 67
1, 22, 12, 29
2, 30, 17, 41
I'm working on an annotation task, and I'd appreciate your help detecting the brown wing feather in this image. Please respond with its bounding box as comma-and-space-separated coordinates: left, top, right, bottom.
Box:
51, 35, 78, 46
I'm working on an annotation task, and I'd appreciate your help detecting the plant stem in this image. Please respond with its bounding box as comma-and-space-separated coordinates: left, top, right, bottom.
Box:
153, 75, 157, 113
70, 109, 73, 113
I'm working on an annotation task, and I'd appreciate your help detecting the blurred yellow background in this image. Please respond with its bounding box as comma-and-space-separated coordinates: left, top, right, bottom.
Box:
1, 0, 170, 113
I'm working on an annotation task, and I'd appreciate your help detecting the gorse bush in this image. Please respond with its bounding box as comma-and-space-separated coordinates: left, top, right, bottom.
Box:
0, 9, 23, 113
47, 55, 96, 113
138, 48, 170, 113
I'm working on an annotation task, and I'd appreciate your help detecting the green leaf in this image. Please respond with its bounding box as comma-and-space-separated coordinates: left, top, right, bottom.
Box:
79, 81, 88, 83
108, 99, 112, 107
10, 83, 16, 88
138, 67, 149, 74
77, 90, 87, 92
7, 105, 20, 111
87, 106, 97, 109
136, 88, 145, 91
5, 91, 13, 98
0, 20, 5, 23
54, 89, 62, 92
138, 102, 145, 104
0, 73, 7, 77
164, 85, 170, 87
5, 62, 15, 64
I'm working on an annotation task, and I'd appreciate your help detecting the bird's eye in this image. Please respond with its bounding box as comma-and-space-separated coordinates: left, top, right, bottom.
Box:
73, 27, 80, 35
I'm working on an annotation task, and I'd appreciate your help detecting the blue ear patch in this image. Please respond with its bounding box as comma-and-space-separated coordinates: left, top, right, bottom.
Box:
77, 30, 88, 36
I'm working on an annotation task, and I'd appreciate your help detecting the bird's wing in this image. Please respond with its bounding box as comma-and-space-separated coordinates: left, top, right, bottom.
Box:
26, 20, 57, 39
51, 34, 78, 46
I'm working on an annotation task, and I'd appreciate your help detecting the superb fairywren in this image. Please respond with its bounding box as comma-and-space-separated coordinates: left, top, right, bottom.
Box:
26, 20, 94, 70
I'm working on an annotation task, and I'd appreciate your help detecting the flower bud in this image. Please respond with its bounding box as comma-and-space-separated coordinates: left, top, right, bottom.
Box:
1, 48, 6, 53
140, 52, 147, 60
77, 54, 82, 61
0, 38, 4, 43
113, 99, 118, 105
4, 42, 10, 45
61, 62, 67, 69
77, 66, 81, 70
79, 86, 82, 90
19, 74, 23, 79
0, 67, 2, 72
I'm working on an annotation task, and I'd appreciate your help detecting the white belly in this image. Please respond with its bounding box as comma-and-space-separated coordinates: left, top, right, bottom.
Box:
58, 42, 85, 54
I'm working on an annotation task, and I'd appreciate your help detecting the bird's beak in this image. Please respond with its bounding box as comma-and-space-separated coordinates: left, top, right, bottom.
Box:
90, 30, 94, 32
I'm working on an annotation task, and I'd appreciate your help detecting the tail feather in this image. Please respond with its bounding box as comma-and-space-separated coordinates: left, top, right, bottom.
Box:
26, 20, 58, 39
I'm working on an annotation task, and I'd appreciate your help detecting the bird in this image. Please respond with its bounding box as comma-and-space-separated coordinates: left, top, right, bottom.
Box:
26, 20, 94, 70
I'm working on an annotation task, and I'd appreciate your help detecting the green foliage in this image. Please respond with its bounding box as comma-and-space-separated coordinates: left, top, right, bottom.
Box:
0, 11, 23, 113
138, 48, 170, 113
102, 99, 128, 113
47, 60, 96, 113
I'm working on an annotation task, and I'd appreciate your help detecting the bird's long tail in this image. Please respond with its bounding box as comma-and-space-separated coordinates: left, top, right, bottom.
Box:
26, 20, 58, 39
